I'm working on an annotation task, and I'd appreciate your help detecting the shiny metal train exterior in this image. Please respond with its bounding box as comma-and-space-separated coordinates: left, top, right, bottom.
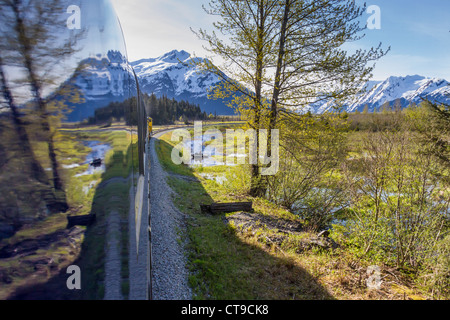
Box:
0, 0, 150, 299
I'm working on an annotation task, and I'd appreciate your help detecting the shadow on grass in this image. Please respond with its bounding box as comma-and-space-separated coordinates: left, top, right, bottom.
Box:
7, 139, 137, 300
157, 137, 335, 300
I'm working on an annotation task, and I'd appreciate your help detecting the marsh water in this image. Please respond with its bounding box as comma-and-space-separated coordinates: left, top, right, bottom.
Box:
75, 141, 112, 177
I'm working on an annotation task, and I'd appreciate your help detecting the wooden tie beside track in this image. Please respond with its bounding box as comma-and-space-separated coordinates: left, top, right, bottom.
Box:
200, 202, 253, 214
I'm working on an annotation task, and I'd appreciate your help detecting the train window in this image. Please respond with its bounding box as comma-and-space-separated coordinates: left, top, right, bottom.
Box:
0, 0, 149, 299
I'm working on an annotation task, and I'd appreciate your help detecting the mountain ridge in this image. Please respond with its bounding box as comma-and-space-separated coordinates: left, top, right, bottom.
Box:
132, 50, 450, 114
61, 49, 450, 121
311, 74, 450, 113
131, 49, 235, 115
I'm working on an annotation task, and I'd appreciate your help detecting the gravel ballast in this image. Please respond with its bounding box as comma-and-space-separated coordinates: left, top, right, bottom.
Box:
104, 210, 124, 300
149, 131, 192, 300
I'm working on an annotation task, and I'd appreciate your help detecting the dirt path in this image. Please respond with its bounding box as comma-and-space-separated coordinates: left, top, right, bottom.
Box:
149, 131, 192, 300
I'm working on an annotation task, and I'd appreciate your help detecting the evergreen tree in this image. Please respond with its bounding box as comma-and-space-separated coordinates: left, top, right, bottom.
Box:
88, 93, 206, 126
363, 104, 369, 115
380, 101, 390, 114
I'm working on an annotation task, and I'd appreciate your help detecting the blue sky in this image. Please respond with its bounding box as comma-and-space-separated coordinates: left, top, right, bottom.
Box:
111, 0, 450, 81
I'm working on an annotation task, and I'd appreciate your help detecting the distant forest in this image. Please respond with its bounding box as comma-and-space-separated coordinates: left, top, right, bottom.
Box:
142, 93, 209, 125
87, 93, 209, 125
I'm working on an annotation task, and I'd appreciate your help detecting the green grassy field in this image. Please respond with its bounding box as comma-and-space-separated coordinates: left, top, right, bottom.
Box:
155, 125, 435, 300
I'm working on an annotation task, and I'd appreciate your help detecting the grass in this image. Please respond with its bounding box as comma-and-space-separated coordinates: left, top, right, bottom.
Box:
170, 175, 333, 299
156, 132, 194, 177
0, 129, 98, 299
0, 128, 136, 300
155, 125, 433, 300
1, 213, 67, 246
156, 127, 333, 300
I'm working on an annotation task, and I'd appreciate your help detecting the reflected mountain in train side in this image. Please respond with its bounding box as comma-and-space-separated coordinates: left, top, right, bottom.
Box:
59, 51, 133, 122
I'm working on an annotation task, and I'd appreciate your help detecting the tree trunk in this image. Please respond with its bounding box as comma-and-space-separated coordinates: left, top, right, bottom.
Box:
249, 0, 267, 197
12, 0, 68, 211
269, 0, 290, 134
0, 56, 47, 184
0, 56, 65, 213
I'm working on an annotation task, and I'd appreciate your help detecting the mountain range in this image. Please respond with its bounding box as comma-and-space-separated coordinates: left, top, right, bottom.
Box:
64, 50, 450, 121
131, 50, 235, 115
310, 75, 450, 114
131, 50, 450, 114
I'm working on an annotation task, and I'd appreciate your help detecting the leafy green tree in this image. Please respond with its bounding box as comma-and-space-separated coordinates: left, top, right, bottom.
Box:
340, 113, 448, 272
195, 0, 388, 196
341, 110, 349, 120
194, 0, 279, 195
266, 112, 349, 231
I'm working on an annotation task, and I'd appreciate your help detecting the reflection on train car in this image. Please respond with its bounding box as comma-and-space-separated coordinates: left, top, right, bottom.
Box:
0, 0, 150, 300
147, 117, 153, 139
90, 158, 102, 167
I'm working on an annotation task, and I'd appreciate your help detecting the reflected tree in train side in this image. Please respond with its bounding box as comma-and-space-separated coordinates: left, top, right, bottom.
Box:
0, 0, 85, 216
0, 0, 148, 299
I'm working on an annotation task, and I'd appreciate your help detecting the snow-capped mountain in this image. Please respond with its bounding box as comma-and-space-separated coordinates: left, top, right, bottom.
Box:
131, 50, 235, 115
132, 51, 450, 115
58, 49, 450, 121
52, 49, 234, 122
62, 50, 134, 122
132, 50, 212, 97
74, 51, 129, 99
312, 75, 450, 113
